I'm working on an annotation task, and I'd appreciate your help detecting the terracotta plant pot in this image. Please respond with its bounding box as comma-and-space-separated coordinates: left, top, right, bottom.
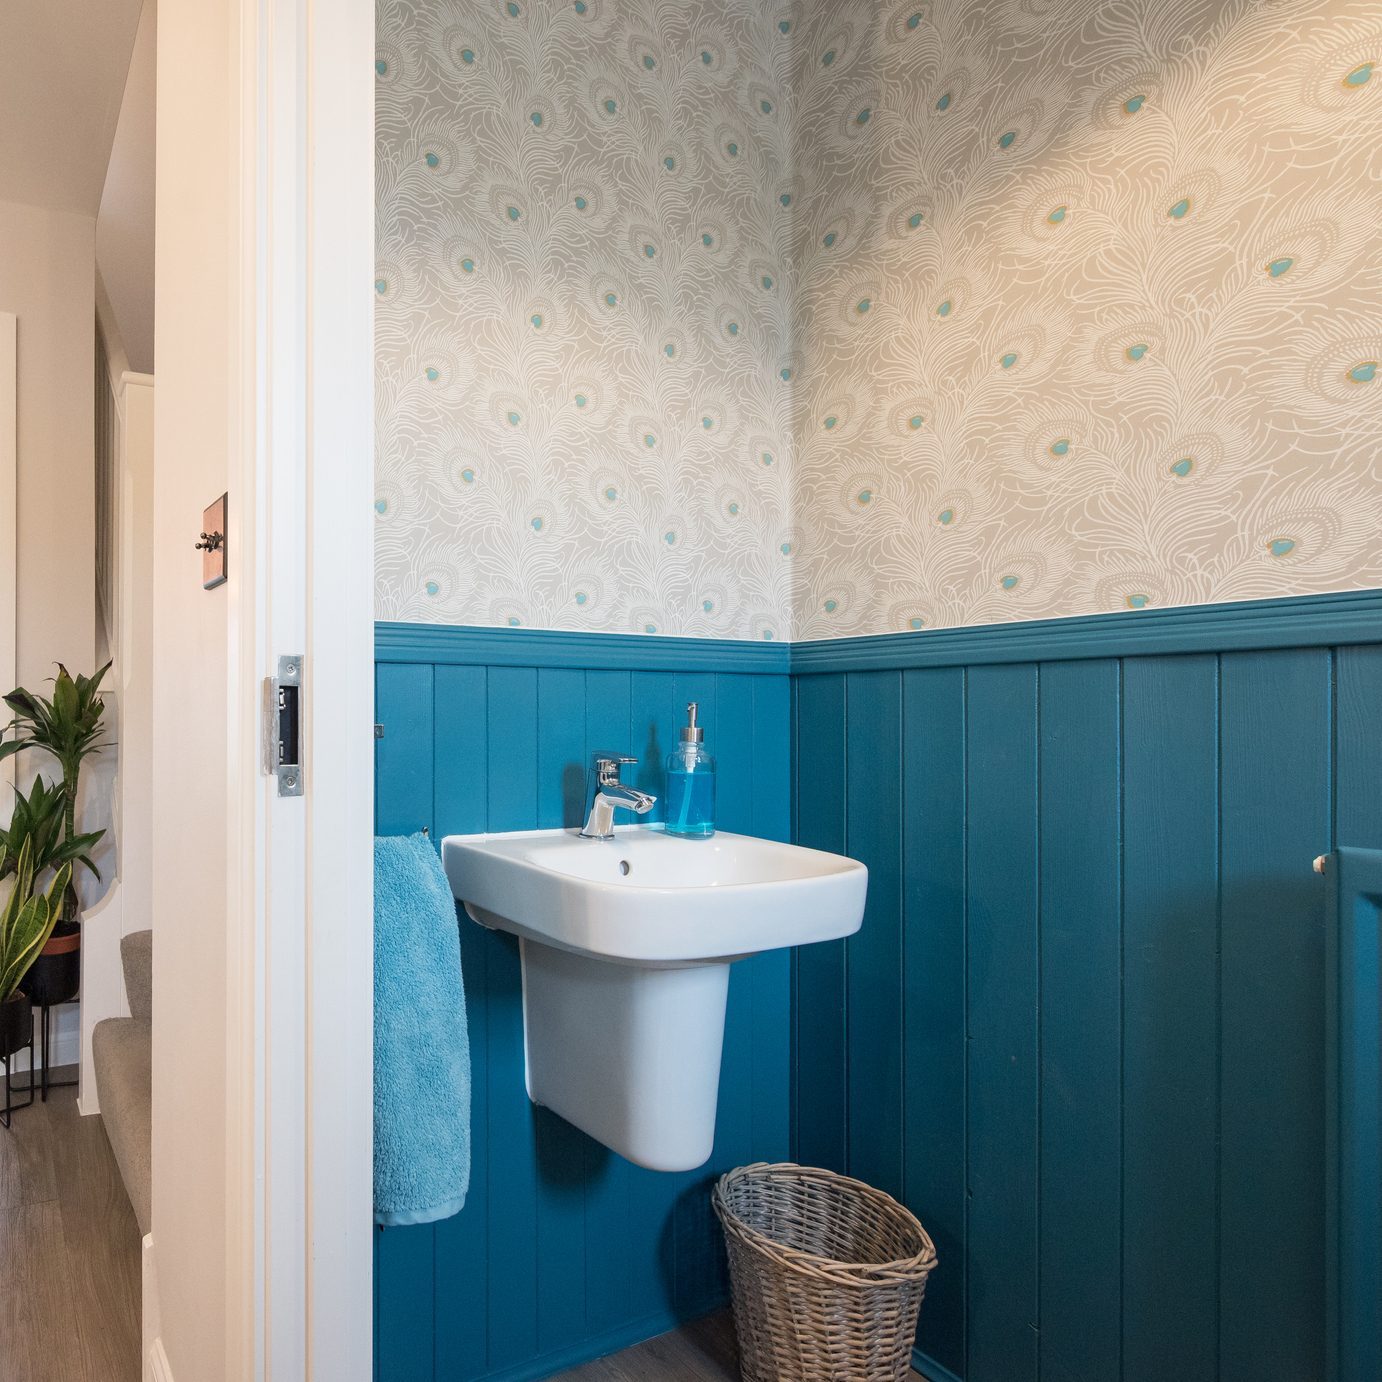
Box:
0, 993, 33, 1060
20, 921, 81, 1007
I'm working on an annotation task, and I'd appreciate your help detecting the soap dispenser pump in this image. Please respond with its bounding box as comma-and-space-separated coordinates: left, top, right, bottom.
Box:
665, 702, 716, 838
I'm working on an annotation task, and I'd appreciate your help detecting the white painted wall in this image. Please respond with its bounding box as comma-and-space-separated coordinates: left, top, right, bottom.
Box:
0, 200, 97, 691
0, 205, 109, 1078
117, 373, 155, 934
79, 362, 154, 1113
149, 0, 234, 1371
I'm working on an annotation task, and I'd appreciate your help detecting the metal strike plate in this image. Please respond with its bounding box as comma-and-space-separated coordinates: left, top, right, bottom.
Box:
264, 655, 304, 796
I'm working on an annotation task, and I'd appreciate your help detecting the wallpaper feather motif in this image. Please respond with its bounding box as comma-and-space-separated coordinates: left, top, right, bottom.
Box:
375, 0, 797, 639
376, 0, 1382, 639
788, 0, 1382, 637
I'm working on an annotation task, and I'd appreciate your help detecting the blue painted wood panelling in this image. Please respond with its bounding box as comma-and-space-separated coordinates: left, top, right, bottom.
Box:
845, 671, 904, 1203
1325, 847, 1382, 1382
790, 673, 848, 1172
1218, 651, 1330, 1379
374, 645, 793, 1382
1121, 655, 1219, 1382
964, 665, 1039, 1382
1037, 660, 1121, 1382
374, 662, 438, 1382
376, 602, 1382, 1382
901, 668, 966, 1377
794, 629, 1382, 1382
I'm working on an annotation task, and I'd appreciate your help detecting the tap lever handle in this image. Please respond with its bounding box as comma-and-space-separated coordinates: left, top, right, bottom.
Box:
593, 754, 638, 787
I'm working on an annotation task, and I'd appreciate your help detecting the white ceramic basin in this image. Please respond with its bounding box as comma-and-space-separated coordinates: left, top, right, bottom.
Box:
441, 826, 866, 1171
442, 826, 866, 965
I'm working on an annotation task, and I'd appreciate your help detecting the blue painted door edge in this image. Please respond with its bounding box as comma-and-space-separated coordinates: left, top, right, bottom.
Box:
791, 588, 1382, 673
1325, 846, 1382, 1382
377, 588, 1382, 675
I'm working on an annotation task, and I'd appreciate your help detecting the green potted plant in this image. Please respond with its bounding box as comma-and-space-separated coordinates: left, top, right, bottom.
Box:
0, 663, 111, 1006
0, 839, 71, 1062
0, 773, 105, 890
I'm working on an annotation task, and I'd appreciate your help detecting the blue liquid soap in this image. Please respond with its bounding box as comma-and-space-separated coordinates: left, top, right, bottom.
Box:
665, 701, 716, 838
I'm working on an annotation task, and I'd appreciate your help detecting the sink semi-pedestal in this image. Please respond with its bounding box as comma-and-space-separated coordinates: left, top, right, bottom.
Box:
442, 827, 867, 1172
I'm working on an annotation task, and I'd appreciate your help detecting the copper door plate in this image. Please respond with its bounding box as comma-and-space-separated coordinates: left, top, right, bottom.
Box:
199, 493, 228, 589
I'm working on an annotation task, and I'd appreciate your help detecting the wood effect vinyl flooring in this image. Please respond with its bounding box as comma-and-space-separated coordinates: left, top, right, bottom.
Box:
0, 1067, 142, 1382
550, 1310, 926, 1381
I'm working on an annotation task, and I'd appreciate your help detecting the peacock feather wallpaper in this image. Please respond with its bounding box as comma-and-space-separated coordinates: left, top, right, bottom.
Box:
375, 0, 1381, 639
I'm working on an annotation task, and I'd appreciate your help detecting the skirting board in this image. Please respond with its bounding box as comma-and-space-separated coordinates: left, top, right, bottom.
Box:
477, 1308, 708, 1382
7, 1009, 79, 1075
914, 1347, 963, 1382
143, 1232, 169, 1382
147, 1340, 174, 1382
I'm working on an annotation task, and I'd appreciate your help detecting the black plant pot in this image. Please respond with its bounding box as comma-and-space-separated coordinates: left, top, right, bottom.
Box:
21, 921, 81, 1007
0, 993, 32, 1060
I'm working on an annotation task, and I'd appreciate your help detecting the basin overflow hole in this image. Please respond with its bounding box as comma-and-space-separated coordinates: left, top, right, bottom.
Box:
619, 860, 631, 876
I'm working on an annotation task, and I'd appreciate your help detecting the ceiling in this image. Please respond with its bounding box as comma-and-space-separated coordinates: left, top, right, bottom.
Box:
97, 0, 156, 372
0, 0, 146, 216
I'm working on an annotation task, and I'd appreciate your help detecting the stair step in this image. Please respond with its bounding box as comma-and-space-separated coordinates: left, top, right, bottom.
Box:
121, 930, 152, 1022
93, 1016, 152, 1236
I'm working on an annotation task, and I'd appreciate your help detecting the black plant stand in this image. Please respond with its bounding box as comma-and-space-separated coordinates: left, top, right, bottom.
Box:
36, 999, 79, 1102
2, 1021, 35, 1128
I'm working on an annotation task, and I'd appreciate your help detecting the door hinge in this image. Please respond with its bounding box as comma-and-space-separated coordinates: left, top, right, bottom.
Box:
264, 655, 304, 796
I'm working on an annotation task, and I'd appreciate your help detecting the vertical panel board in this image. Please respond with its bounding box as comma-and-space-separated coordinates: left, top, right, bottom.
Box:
790, 675, 802, 1165
1333, 646, 1382, 1382
374, 663, 437, 1380
670, 672, 728, 1316
432, 665, 490, 1379
375, 663, 434, 836
1037, 660, 1121, 1382
581, 671, 635, 1338
792, 674, 849, 1170
374, 1228, 435, 1382
1336, 646, 1382, 846
844, 671, 904, 1201
691, 674, 755, 1311
624, 671, 680, 1323
965, 663, 1039, 1382
901, 667, 966, 1377
751, 675, 793, 1165
534, 669, 590, 1354
1326, 849, 1382, 1382
1219, 650, 1330, 1381
484, 667, 540, 1369
1120, 654, 1219, 1382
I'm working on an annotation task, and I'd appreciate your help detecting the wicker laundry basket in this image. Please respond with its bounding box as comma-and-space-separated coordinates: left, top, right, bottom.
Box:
713, 1162, 937, 1382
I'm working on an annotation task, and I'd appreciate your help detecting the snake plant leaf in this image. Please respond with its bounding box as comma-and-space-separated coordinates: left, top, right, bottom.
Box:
0, 845, 68, 1004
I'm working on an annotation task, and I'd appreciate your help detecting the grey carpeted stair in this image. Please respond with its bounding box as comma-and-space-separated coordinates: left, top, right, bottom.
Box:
120, 929, 153, 1021
93, 930, 153, 1235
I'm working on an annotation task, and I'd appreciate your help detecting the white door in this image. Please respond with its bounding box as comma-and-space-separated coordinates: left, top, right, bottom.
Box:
149, 2, 373, 1379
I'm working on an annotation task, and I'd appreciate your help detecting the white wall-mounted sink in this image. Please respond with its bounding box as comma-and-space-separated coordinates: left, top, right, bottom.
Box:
442, 827, 866, 1171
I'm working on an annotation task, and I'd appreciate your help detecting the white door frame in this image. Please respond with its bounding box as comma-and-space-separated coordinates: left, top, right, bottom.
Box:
223, 0, 375, 1377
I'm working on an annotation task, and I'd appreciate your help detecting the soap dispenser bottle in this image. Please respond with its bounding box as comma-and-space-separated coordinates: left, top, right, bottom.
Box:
665, 702, 716, 838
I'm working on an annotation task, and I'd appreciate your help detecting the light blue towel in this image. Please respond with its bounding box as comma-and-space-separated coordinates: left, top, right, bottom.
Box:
374, 833, 471, 1226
